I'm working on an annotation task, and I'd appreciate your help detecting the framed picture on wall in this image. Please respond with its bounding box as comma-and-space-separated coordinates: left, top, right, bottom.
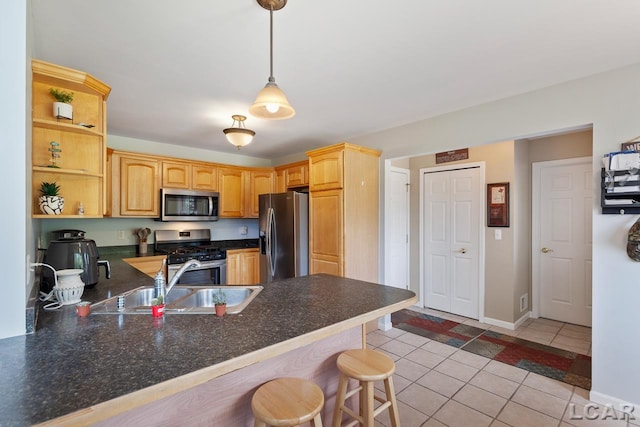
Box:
487, 182, 509, 227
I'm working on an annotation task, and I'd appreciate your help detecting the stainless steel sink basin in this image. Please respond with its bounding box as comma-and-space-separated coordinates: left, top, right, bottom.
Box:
90, 285, 263, 315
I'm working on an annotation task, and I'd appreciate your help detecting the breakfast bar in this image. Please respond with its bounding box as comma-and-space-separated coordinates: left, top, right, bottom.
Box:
0, 258, 416, 426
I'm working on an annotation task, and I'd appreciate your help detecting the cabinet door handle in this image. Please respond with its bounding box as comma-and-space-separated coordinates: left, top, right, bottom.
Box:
541, 247, 554, 253
458, 248, 467, 254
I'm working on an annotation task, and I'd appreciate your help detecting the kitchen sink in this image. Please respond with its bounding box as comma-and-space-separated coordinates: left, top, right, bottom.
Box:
90, 285, 263, 315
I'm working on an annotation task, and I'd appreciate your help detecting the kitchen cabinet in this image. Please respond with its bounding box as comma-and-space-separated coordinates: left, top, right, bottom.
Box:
162, 161, 218, 191
218, 167, 245, 217
226, 248, 260, 285
246, 169, 275, 218
275, 160, 309, 191
109, 150, 160, 217
123, 255, 166, 278
306, 142, 381, 283
31, 60, 111, 218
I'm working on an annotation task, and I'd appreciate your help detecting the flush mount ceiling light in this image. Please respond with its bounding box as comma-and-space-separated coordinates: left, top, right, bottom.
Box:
248, 0, 295, 120
223, 115, 255, 149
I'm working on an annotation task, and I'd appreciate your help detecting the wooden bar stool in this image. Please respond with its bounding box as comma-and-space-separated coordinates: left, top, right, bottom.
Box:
332, 349, 400, 427
252, 377, 325, 427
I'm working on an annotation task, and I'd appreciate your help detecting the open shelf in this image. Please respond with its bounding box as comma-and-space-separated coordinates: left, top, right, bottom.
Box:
33, 118, 104, 137
601, 168, 640, 214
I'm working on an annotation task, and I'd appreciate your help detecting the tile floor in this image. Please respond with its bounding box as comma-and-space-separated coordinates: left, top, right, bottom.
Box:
362, 309, 637, 426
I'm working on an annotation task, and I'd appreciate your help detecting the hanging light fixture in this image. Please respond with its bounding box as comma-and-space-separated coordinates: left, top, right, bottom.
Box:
248, 0, 295, 120
223, 115, 255, 149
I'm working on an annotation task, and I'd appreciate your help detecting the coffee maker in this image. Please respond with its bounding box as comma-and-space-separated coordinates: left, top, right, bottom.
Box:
41, 229, 110, 293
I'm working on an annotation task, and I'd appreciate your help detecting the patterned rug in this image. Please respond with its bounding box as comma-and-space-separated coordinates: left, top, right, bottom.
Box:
391, 309, 591, 389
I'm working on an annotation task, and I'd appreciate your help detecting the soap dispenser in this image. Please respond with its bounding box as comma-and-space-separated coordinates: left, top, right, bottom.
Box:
154, 270, 166, 302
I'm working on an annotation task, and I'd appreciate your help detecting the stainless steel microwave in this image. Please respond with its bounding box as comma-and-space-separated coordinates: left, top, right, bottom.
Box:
159, 188, 219, 221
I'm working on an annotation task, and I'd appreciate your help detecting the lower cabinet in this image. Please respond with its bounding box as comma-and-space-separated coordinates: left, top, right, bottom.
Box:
226, 248, 260, 285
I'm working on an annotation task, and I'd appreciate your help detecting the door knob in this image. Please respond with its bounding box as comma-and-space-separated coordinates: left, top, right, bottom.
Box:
458, 248, 467, 254
541, 247, 554, 253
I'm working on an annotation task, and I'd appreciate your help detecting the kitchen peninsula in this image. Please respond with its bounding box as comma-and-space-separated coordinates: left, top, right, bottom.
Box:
0, 256, 416, 426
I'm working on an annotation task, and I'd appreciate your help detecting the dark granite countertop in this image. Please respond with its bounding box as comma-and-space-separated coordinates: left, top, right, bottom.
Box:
0, 255, 415, 426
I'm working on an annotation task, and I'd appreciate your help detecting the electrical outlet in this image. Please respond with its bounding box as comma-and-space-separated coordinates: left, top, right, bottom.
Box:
118, 230, 126, 240
520, 293, 529, 312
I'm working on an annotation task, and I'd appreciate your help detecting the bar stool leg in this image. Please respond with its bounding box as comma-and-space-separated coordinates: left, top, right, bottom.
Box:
254, 420, 267, 427
332, 373, 348, 427
384, 377, 400, 427
311, 412, 324, 427
362, 381, 375, 426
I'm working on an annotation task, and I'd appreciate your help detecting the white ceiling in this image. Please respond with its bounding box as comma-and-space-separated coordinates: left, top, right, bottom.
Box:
31, 0, 640, 160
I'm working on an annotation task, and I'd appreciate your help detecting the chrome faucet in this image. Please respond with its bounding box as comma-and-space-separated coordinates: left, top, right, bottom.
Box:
165, 259, 202, 298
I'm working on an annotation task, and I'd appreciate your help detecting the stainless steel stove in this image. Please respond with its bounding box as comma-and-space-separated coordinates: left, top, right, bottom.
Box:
155, 229, 226, 285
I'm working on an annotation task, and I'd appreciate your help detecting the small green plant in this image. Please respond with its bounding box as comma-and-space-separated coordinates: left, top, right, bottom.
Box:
151, 295, 164, 306
49, 88, 74, 103
212, 289, 226, 306
40, 182, 61, 197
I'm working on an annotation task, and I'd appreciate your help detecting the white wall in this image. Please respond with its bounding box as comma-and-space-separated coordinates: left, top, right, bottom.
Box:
0, 0, 28, 339
352, 63, 640, 408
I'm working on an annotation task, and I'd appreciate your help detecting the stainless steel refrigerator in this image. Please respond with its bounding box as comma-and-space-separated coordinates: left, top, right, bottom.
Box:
259, 191, 309, 282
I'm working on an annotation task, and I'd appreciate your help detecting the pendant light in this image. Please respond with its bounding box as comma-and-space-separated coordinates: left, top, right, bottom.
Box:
223, 115, 255, 149
249, 0, 295, 120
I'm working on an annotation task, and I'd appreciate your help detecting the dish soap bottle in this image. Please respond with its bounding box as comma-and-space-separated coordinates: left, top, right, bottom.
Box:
154, 270, 166, 304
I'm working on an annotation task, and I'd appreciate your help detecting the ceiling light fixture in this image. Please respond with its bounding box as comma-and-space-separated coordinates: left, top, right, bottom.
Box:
248, 0, 295, 120
223, 115, 255, 149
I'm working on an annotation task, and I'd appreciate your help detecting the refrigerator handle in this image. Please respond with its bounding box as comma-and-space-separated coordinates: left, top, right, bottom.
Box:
268, 207, 277, 277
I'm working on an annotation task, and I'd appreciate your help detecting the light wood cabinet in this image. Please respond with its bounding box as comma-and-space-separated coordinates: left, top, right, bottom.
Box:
306, 143, 381, 283
31, 60, 111, 218
246, 169, 275, 218
274, 160, 309, 192
123, 255, 166, 278
226, 248, 260, 285
162, 161, 218, 191
218, 168, 245, 217
109, 150, 160, 217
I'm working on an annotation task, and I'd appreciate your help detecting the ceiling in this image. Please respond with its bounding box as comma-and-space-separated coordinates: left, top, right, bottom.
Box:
31, 0, 640, 160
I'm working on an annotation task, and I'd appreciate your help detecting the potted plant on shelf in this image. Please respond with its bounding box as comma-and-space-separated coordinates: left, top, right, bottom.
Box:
38, 182, 64, 215
212, 290, 226, 317
49, 88, 74, 120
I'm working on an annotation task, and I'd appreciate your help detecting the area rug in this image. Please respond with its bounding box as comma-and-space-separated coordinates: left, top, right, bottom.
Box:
391, 309, 591, 389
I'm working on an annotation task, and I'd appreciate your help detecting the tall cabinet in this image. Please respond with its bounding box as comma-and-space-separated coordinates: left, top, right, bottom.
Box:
32, 60, 111, 218
306, 142, 381, 283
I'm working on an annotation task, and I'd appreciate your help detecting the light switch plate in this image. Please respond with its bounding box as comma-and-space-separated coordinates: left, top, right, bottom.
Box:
494, 229, 502, 240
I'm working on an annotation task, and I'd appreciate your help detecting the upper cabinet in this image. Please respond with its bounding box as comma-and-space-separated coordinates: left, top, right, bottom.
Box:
162, 161, 218, 191
246, 169, 275, 218
108, 150, 160, 217
31, 60, 111, 218
218, 167, 246, 218
274, 160, 309, 192
308, 150, 343, 191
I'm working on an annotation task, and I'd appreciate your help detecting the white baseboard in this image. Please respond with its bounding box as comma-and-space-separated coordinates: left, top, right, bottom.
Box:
483, 312, 530, 331
589, 390, 639, 416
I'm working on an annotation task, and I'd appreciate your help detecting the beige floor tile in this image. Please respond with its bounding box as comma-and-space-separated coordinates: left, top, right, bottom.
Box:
417, 370, 465, 398
483, 360, 528, 383
497, 401, 560, 427
570, 387, 591, 405
396, 331, 431, 347
379, 339, 418, 357
490, 421, 511, 427
433, 400, 492, 427
376, 373, 413, 394
560, 323, 591, 334
532, 317, 565, 328
374, 347, 402, 362
378, 327, 407, 338
522, 372, 573, 400
434, 358, 479, 382
469, 371, 519, 399
516, 329, 556, 344
450, 350, 491, 370
453, 384, 507, 417
375, 400, 429, 427
404, 347, 446, 369
422, 340, 458, 357
511, 385, 569, 419
563, 402, 630, 426
394, 358, 431, 381
423, 418, 448, 427
556, 327, 591, 341
367, 331, 394, 347
550, 335, 591, 352
397, 383, 448, 416
523, 321, 562, 334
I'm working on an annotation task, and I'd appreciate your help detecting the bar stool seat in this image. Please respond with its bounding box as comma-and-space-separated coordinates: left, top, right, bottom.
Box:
332, 349, 400, 427
252, 377, 325, 427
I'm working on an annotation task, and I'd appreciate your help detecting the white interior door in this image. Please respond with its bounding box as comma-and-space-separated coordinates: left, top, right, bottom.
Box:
423, 167, 481, 319
533, 158, 592, 327
385, 167, 410, 289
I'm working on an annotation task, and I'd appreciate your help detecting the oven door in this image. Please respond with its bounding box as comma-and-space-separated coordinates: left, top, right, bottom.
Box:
168, 260, 227, 285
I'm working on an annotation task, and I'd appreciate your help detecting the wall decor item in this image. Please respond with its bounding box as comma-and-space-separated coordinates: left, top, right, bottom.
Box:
627, 217, 640, 261
48, 141, 61, 168
620, 135, 640, 152
487, 182, 509, 227
435, 148, 469, 164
